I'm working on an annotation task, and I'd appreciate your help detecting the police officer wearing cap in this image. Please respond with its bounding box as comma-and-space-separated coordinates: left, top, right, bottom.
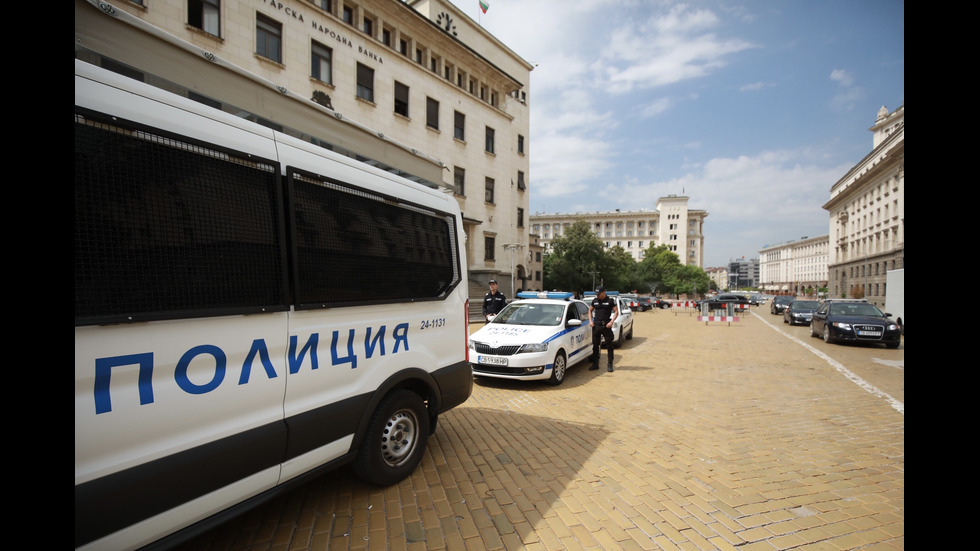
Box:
588, 286, 619, 372
482, 279, 507, 321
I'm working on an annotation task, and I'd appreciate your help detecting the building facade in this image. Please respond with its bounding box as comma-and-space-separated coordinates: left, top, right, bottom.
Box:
703, 266, 729, 293
75, 0, 533, 295
726, 257, 759, 290
530, 195, 708, 267
823, 104, 904, 311
759, 235, 829, 296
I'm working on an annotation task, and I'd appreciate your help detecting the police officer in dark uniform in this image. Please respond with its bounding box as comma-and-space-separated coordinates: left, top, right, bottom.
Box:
588, 286, 619, 372
482, 279, 507, 321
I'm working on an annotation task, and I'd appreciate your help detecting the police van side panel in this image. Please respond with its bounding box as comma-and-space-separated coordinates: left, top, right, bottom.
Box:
75, 60, 470, 551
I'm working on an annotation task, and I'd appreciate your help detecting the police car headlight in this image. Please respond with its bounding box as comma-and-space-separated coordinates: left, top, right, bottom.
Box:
518, 343, 548, 353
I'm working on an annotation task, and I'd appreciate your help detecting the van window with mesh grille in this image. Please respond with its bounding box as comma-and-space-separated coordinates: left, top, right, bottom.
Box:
288, 170, 459, 308
74, 111, 288, 326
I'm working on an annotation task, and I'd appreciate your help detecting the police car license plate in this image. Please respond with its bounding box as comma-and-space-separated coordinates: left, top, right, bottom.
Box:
478, 355, 508, 366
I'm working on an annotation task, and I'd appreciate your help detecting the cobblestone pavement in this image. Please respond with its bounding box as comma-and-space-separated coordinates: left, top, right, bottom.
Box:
184, 306, 904, 551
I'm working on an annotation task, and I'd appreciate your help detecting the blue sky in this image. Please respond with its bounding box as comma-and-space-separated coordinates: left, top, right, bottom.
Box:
446, 0, 904, 267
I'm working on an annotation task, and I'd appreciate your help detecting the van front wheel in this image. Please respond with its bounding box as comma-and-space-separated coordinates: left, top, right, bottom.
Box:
353, 390, 430, 486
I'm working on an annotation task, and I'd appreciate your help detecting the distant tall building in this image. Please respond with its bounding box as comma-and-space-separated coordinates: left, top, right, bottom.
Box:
726, 257, 759, 289
823, 104, 904, 310
530, 195, 708, 266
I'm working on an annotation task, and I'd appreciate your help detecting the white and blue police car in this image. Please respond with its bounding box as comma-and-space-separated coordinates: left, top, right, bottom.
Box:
469, 292, 593, 385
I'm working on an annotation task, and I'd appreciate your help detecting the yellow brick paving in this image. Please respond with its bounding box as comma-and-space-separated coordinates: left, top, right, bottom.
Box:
185, 308, 904, 550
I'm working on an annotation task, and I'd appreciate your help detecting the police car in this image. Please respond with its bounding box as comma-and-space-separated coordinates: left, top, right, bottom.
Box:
469, 292, 592, 385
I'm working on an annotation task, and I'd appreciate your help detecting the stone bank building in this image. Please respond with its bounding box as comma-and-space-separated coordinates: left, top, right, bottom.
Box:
75, 0, 533, 299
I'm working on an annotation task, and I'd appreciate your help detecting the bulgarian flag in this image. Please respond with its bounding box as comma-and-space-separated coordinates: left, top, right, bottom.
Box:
479, 0, 489, 13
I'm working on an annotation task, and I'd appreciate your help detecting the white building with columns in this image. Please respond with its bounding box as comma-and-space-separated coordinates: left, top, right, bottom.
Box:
530, 195, 708, 267
759, 235, 829, 296
823, 104, 904, 310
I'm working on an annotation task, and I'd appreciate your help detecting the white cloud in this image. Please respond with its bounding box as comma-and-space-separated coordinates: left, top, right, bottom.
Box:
830, 68, 855, 87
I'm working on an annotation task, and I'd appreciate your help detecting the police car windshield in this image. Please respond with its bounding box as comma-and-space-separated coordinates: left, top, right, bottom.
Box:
492, 303, 565, 326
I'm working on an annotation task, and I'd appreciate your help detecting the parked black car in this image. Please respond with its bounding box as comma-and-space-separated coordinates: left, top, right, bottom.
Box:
783, 300, 820, 325
653, 297, 671, 309
699, 293, 750, 312
770, 295, 794, 315
634, 297, 653, 312
810, 300, 901, 348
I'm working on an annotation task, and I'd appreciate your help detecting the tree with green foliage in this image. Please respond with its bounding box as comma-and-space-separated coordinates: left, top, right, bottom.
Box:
543, 223, 713, 297
603, 245, 643, 292
635, 244, 678, 294
543, 220, 608, 293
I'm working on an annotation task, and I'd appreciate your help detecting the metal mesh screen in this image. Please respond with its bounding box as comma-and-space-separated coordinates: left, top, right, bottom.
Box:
74, 112, 288, 325
289, 171, 460, 308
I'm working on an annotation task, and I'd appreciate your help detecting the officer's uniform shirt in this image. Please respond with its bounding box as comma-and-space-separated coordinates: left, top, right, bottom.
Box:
591, 296, 617, 324
483, 291, 506, 316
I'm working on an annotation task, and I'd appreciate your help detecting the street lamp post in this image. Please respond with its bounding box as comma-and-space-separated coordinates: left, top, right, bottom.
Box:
502, 243, 523, 298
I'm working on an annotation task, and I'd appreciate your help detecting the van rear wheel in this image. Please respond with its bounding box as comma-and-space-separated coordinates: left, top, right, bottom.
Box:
353, 390, 429, 486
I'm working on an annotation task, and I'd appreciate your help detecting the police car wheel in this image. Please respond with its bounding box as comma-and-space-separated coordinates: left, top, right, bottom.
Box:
353, 389, 430, 486
548, 351, 567, 386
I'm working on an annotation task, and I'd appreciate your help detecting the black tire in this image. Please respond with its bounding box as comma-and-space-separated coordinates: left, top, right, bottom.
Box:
810, 323, 820, 338
626, 324, 633, 340
822, 325, 835, 344
353, 389, 429, 486
548, 351, 567, 386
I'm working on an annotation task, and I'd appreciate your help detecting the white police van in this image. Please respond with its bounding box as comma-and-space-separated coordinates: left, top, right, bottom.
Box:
468, 292, 592, 385
75, 60, 472, 551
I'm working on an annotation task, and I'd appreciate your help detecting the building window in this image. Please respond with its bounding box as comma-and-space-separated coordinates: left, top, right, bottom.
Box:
363, 15, 374, 36
453, 166, 465, 195
517, 134, 525, 154
342, 5, 353, 24
485, 126, 495, 154
189, 0, 221, 36
517, 208, 524, 228
517, 171, 526, 190
394, 81, 409, 116
454, 111, 465, 140
382, 27, 391, 47
485, 236, 496, 261
426, 97, 439, 129
485, 177, 495, 204
311, 0, 332, 13
399, 39, 408, 56
416, 48, 423, 64
256, 14, 282, 63
311, 41, 332, 84
430, 55, 439, 73
356, 63, 374, 102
